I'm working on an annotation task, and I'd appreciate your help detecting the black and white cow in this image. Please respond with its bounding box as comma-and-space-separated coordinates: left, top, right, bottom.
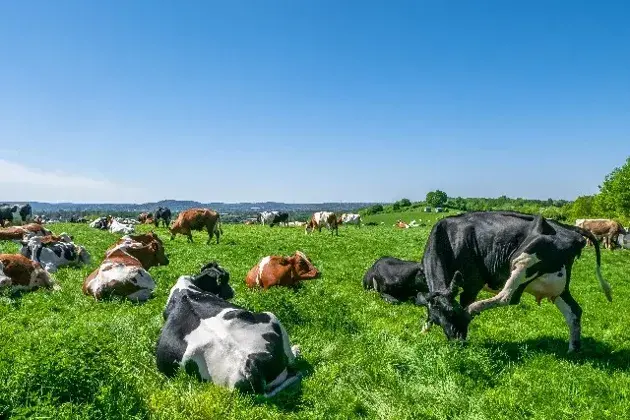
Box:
154, 207, 172, 228
417, 211, 612, 352
257, 211, 289, 227
0, 205, 18, 227
20, 233, 91, 273
362, 257, 427, 304
156, 261, 302, 397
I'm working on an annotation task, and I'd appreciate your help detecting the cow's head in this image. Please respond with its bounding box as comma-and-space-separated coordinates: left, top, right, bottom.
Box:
192, 261, 234, 300
416, 271, 471, 341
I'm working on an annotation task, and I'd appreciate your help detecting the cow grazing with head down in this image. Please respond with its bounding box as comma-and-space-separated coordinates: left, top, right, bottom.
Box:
245, 251, 319, 289
417, 211, 612, 352
83, 234, 169, 301
0, 254, 55, 291
156, 261, 302, 397
154, 207, 172, 228
257, 211, 289, 227
20, 233, 91, 273
575, 219, 626, 250
305, 211, 338, 235
170, 208, 222, 244
363, 257, 427, 304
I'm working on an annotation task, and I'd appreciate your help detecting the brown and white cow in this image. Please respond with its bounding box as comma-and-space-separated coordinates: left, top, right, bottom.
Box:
305, 211, 338, 235
169, 208, 222, 244
138, 212, 153, 224
83, 234, 169, 301
575, 219, 626, 250
245, 251, 320, 289
0, 254, 55, 291
0, 223, 52, 241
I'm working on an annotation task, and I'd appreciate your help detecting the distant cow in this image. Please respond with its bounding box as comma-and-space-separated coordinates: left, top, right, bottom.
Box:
0, 254, 55, 291
245, 251, 319, 289
305, 211, 338, 235
362, 257, 427, 304
575, 219, 626, 250
338, 213, 361, 227
0, 205, 17, 227
89, 216, 111, 230
109, 219, 135, 235
20, 233, 91, 273
0, 204, 32, 226
418, 211, 612, 352
258, 211, 289, 227
0, 223, 51, 242
154, 207, 172, 228
156, 262, 302, 397
170, 208, 222, 244
138, 212, 153, 223
83, 234, 169, 301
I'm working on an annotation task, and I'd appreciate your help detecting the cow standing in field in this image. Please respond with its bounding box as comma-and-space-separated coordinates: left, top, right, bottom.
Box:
258, 211, 289, 227
575, 219, 626, 250
156, 261, 302, 397
417, 211, 612, 352
362, 257, 427, 304
0, 254, 55, 291
245, 251, 319, 289
170, 208, 222, 244
154, 207, 172, 228
305, 211, 338, 235
338, 213, 361, 227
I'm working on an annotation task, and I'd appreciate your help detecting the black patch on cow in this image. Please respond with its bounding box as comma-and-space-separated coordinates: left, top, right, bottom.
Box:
223, 310, 272, 325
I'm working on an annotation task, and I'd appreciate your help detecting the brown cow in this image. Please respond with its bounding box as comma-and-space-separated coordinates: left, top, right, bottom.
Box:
0, 254, 55, 291
576, 219, 626, 250
138, 212, 153, 223
245, 251, 319, 289
305, 211, 338, 235
0, 223, 51, 241
106, 232, 169, 270
169, 208, 222, 244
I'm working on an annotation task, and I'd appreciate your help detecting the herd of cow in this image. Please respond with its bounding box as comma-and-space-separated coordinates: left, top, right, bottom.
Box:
0, 204, 627, 398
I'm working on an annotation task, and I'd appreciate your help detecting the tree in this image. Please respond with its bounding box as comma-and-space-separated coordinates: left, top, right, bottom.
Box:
598, 157, 630, 217
426, 190, 448, 207
399, 198, 411, 207
570, 195, 595, 218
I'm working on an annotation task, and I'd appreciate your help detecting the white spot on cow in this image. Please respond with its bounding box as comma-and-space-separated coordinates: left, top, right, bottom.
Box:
524, 266, 567, 303
257, 256, 271, 286
554, 296, 579, 352
86, 261, 155, 301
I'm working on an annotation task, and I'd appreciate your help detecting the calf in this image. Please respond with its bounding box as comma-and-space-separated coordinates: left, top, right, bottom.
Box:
138, 212, 153, 223
156, 262, 302, 397
169, 208, 222, 244
154, 207, 172, 228
20, 234, 91, 273
418, 211, 612, 352
245, 251, 319, 289
305, 211, 338, 235
575, 219, 626, 250
83, 234, 169, 301
0, 254, 55, 291
362, 257, 427, 304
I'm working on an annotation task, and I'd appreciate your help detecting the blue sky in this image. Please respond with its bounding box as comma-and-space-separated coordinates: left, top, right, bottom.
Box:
1, 1, 628, 203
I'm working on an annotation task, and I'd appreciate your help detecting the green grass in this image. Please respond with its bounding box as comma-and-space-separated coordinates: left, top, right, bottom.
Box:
362, 210, 458, 226
1, 219, 630, 419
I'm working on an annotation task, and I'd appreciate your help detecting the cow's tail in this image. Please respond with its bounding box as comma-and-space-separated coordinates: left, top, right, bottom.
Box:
568, 224, 612, 302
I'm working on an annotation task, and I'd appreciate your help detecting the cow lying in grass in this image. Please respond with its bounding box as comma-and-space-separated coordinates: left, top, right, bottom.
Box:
245, 251, 319, 289
0, 223, 51, 242
0, 254, 56, 291
362, 257, 427, 304
20, 233, 91, 273
156, 262, 302, 397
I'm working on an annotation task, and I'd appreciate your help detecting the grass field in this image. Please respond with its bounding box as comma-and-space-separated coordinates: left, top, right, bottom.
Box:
1, 218, 630, 419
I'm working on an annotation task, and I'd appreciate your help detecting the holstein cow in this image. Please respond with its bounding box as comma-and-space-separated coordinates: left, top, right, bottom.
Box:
245, 251, 319, 289
417, 211, 612, 352
156, 261, 302, 397
154, 207, 172, 228
0, 204, 31, 226
0, 205, 17, 227
338, 213, 361, 227
0, 254, 55, 291
20, 233, 91, 273
170, 208, 222, 244
575, 219, 626, 250
0, 223, 51, 242
89, 216, 111, 230
362, 257, 427, 304
305, 211, 338, 236
258, 211, 289, 227
83, 234, 169, 301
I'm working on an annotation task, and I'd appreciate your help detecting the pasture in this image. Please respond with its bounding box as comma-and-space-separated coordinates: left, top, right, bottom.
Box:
1, 219, 630, 419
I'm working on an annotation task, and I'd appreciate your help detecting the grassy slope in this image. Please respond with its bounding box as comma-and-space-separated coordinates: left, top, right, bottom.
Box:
0, 220, 629, 419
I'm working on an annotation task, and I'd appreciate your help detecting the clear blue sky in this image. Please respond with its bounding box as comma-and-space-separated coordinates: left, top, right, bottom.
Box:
1, 1, 628, 203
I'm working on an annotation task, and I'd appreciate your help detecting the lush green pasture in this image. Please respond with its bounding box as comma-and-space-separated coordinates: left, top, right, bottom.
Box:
362, 210, 459, 226
1, 220, 630, 419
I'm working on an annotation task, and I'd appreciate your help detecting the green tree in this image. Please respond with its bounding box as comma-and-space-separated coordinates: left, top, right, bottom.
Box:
570, 195, 595, 218
426, 190, 448, 207
598, 157, 630, 217
398, 198, 411, 207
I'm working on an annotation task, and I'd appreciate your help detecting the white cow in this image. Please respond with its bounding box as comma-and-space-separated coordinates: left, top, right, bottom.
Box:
340, 213, 361, 227
258, 211, 279, 226
109, 219, 135, 235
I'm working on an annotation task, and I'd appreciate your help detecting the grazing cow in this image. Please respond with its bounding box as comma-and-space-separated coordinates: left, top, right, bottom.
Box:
83, 234, 169, 301
0, 254, 55, 291
170, 208, 222, 244
417, 211, 612, 352
305, 211, 338, 235
362, 257, 427, 304
0, 223, 51, 242
258, 211, 289, 227
20, 234, 90, 273
338, 213, 361, 227
575, 219, 626, 250
156, 262, 302, 397
245, 251, 319, 289
109, 219, 135, 235
155, 207, 172, 228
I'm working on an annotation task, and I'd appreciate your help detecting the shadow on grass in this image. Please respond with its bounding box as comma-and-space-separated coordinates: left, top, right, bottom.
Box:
481, 335, 630, 373
254, 357, 315, 413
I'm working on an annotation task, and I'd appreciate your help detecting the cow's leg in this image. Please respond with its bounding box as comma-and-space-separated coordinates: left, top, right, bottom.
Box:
554, 290, 582, 352
187, 231, 193, 243
466, 253, 537, 316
